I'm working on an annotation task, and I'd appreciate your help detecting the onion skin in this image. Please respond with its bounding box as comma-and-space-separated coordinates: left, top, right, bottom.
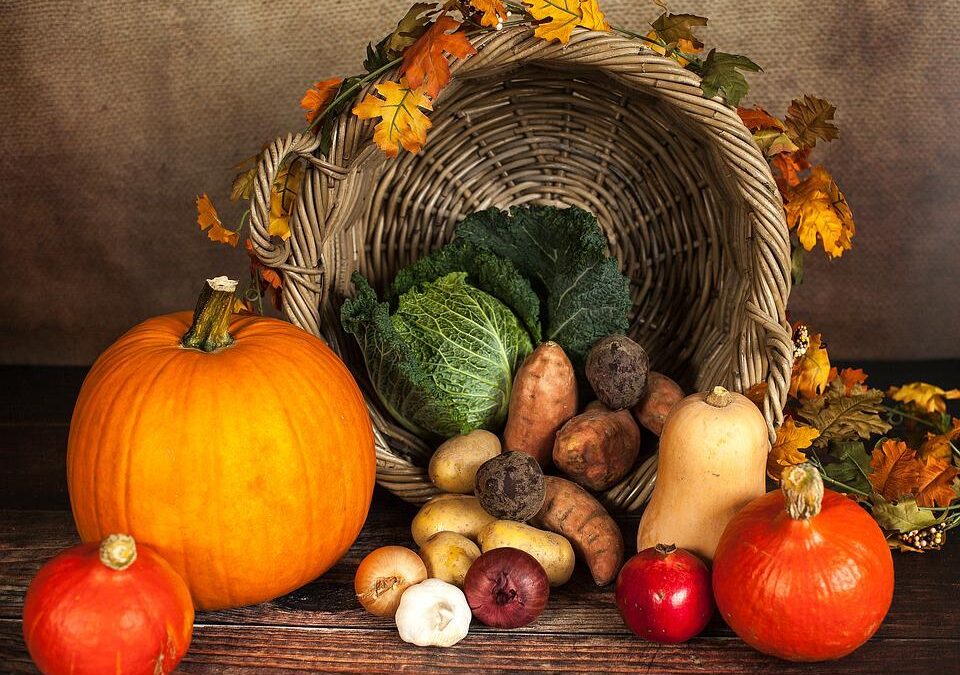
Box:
712, 480, 894, 662
354, 546, 427, 618
615, 544, 713, 644
464, 548, 549, 628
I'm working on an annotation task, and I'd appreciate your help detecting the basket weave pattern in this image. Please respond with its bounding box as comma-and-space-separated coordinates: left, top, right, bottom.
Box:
248, 27, 792, 511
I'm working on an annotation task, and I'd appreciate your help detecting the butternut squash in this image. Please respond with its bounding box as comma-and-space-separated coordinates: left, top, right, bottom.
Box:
637, 386, 769, 560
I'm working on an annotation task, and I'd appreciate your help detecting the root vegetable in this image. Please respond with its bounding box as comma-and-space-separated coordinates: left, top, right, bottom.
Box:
395, 579, 472, 647
477, 520, 575, 586
464, 548, 550, 628
552, 409, 641, 491
428, 430, 502, 494
503, 342, 577, 467
475, 451, 545, 521
585, 335, 650, 410
632, 372, 684, 436
354, 546, 428, 618
533, 476, 624, 586
419, 532, 481, 588
411, 495, 497, 546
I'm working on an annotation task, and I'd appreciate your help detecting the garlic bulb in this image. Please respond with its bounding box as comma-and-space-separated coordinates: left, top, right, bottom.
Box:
394, 578, 471, 647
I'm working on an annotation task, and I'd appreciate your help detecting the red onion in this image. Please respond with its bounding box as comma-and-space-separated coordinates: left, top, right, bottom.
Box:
463, 548, 549, 628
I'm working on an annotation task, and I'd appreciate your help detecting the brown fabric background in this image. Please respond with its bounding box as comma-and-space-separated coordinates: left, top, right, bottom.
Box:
1, 0, 957, 364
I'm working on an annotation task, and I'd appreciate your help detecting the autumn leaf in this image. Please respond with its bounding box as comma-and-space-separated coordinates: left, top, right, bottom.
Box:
790, 331, 830, 400
245, 240, 282, 290
579, 0, 610, 32
798, 383, 891, 447
824, 441, 873, 495
744, 381, 768, 408
784, 166, 855, 259
268, 161, 304, 240
352, 79, 433, 157
230, 167, 256, 202
871, 495, 938, 533
233, 297, 255, 315
784, 95, 839, 150
829, 367, 868, 395
364, 3, 436, 71
889, 382, 960, 415
525, 0, 583, 43
752, 129, 800, 159
300, 77, 343, 123
772, 149, 810, 193
650, 12, 707, 50
738, 106, 784, 132
401, 16, 476, 98
768, 417, 819, 480
698, 49, 762, 107
468, 0, 507, 28
644, 29, 697, 66
196, 194, 238, 247
920, 418, 960, 461
915, 456, 959, 508
869, 439, 921, 502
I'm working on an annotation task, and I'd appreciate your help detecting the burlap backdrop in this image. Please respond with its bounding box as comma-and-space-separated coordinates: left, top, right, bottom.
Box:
1, 1, 957, 364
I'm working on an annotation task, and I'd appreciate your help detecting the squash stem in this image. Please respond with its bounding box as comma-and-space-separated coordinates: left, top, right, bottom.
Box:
99, 534, 137, 571
705, 386, 732, 408
781, 463, 824, 520
181, 277, 238, 352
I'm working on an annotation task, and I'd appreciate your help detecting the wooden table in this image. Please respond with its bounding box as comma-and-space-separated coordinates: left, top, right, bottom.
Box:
2, 364, 959, 673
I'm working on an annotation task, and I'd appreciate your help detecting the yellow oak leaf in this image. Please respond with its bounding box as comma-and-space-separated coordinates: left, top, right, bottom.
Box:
916, 455, 960, 508
869, 439, 922, 502
579, 0, 610, 32
784, 166, 855, 259
196, 194, 238, 247
920, 418, 960, 461
352, 79, 433, 158
889, 382, 960, 415
401, 16, 476, 99
300, 77, 343, 123
468, 0, 507, 28
525, 0, 583, 43
790, 331, 830, 400
267, 161, 304, 240
767, 417, 820, 480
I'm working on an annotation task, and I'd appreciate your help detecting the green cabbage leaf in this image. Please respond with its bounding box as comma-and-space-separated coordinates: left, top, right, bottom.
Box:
341, 272, 532, 440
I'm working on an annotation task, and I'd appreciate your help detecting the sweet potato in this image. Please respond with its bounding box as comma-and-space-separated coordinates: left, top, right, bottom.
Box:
631, 371, 684, 436
532, 476, 624, 586
552, 409, 641, 491
503, 341, 577, 467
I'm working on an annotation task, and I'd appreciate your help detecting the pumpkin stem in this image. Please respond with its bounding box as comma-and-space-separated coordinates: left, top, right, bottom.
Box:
181, 276, 238, 352
99, 534, 138, 571
705, 386, 732, 408
781, 463, 824, 520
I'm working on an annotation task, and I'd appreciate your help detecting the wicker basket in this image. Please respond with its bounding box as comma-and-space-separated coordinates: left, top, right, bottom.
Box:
247, 27, 793, 512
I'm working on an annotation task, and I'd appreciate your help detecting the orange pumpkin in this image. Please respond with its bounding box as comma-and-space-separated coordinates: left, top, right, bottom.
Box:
67, 277, 376, 610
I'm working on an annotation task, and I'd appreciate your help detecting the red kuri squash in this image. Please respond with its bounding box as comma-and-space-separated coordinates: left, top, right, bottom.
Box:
23, 534, 193, 674
67, 277, 376, 610
712, 463, 894, 662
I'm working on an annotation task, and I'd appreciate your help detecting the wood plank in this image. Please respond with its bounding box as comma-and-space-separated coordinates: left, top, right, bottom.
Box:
1, 618, 957, 674
2, 510, 957, 642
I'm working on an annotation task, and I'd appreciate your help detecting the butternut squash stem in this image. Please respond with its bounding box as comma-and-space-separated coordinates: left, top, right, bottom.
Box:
99, 534, 137, 571
780, 463, 824, 520
181, 277, 238, 352
705, 386, 732, 408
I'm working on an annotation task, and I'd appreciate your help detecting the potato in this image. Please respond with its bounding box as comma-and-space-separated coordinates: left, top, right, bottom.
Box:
477, 520, 575, 586
418, 531, 481, 588
585, 335, 650, 410
632, 371, 684, 436
411, 495, 497, 546
428, 430, 502, 494
503, 341, 577, 467
552, 409, 641, 491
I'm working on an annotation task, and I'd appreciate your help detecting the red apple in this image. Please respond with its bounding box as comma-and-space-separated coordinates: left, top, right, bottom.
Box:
615, 543, 713, 643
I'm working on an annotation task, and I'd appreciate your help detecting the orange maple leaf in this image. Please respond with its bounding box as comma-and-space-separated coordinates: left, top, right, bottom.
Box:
828, 367, 868, 395
767, 417, 820, 480
784, 166, 855, 259
196, 194, 238, 247
468, 0, 507, 28
869, 439, 922, 502
916, 455, 960, 508
920, 418, 960, 461
790, 331, 830, 400
889, 382, 960, 415
772, 149, 810, 193
401, 17, 475, 99
738, 106, 784, 132
300, 77, 343, 123
352, 79, 433, 157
